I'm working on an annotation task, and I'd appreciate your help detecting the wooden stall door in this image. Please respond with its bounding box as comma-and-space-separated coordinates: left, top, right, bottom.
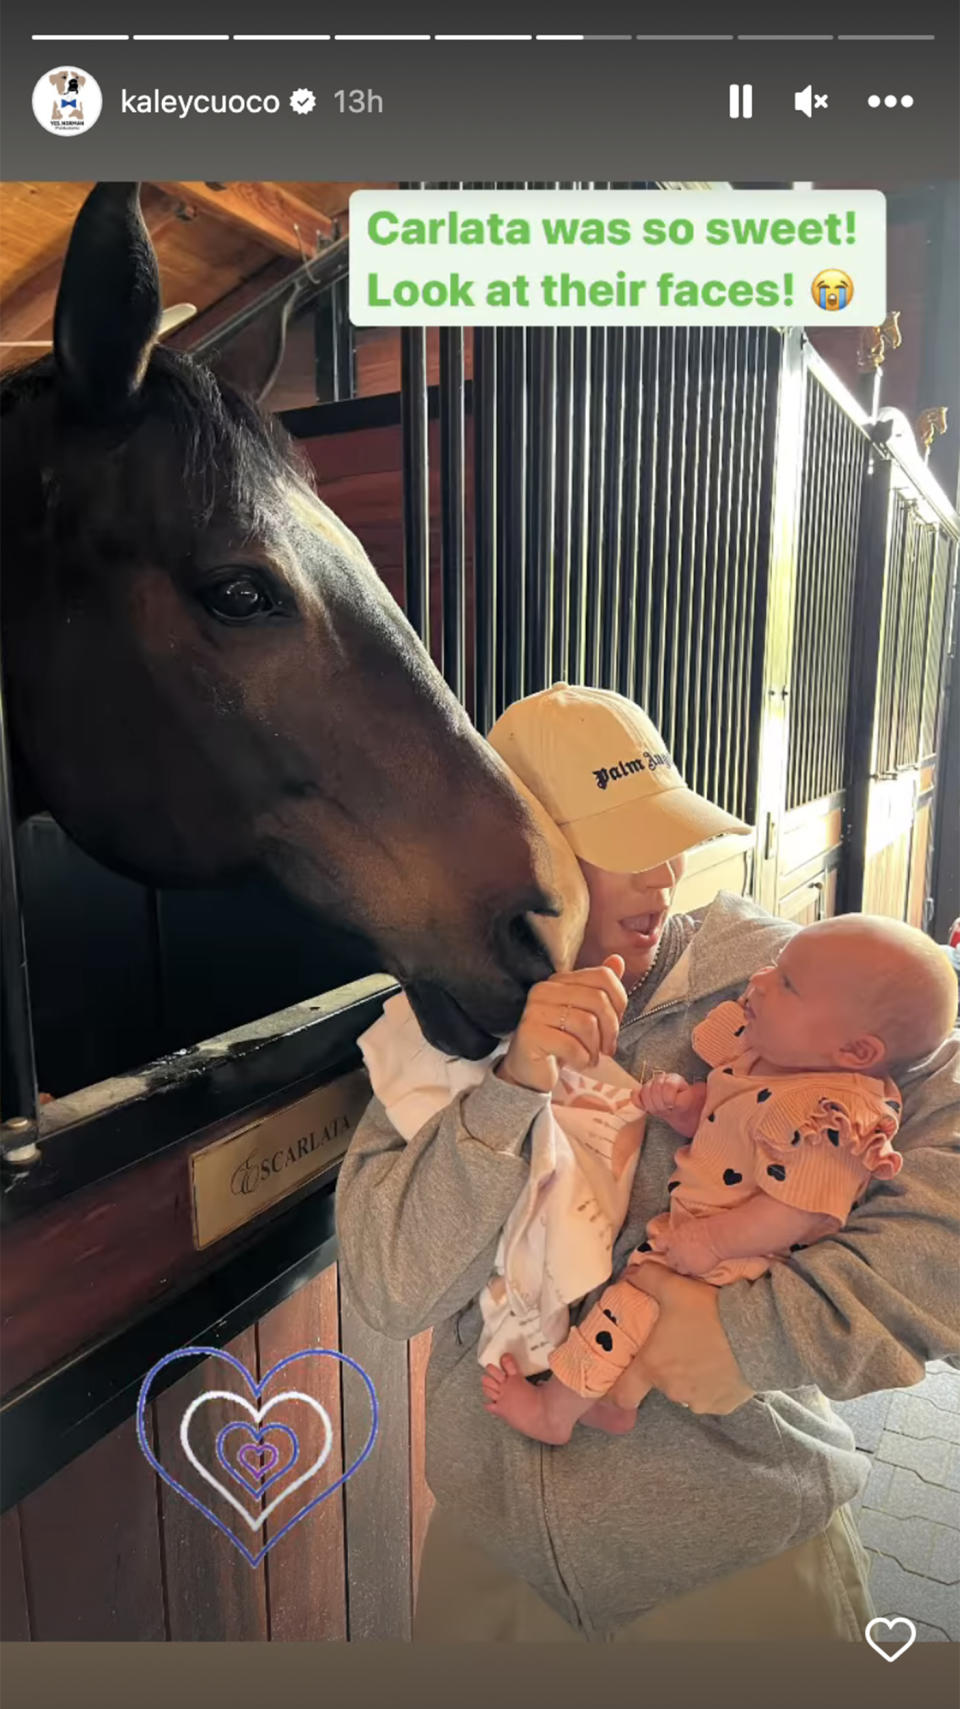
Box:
0, 1263, 433, 1642
771, 363, 868, 924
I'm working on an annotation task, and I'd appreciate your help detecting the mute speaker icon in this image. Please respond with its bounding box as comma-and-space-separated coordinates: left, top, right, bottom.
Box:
795, 85, 828, 115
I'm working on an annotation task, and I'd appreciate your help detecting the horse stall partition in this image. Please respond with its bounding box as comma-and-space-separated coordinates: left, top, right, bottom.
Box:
3, 189, 959, 1643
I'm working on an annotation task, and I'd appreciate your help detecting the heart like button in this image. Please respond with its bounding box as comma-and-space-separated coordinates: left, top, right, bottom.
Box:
136, 1345, 378, 1567
864, 1616, 918, 1662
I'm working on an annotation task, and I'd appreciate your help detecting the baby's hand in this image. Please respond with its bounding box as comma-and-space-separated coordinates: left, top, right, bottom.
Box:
635, 1072, 698, 1117
633, 1072, 707, 1138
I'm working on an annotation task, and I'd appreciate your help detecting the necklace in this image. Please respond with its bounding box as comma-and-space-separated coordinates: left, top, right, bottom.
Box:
624, 929, 665, 1002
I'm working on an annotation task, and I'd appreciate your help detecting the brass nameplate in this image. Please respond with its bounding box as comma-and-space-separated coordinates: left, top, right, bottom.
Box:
189, 1068, 371, 1250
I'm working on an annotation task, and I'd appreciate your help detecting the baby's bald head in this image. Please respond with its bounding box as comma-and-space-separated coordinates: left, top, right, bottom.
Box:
797, 914, 958, 1069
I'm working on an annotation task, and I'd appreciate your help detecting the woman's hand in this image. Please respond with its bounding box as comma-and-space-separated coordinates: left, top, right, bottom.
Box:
496, 955, 628, 1093
635, 1072, 707, 1137
621, 1267, 755, 1414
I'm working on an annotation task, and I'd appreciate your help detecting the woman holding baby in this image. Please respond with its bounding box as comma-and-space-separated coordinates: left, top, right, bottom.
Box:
335, 683, 960, 1642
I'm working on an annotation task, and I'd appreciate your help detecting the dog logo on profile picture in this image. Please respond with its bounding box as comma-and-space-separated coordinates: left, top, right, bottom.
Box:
32, 65, 103, 135
50, 69, 86, 125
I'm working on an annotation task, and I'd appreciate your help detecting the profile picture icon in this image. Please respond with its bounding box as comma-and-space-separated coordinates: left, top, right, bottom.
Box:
811, 269, 854, 311
32, 65, 103, 135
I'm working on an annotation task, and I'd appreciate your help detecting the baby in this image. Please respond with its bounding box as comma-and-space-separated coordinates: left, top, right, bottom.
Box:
483, 913, 959, 1443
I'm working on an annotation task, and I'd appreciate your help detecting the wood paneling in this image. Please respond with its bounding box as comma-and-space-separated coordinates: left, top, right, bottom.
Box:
864, 834, 912, 920
778, 868, 838, 927
907, 796, 934, 929
153, 1329, 269, 1640
1, 1083, 343, 1398
775, 796, 843, 923
355, 326, 476, 398
0, 1508, 31, 1639
863, 773, 916, 920
2, 1260, 424, 1645
16, 1414, 165, 1639
671, 834, 754, 915
257, 1265, 347, 1641
778, 799, 844, 889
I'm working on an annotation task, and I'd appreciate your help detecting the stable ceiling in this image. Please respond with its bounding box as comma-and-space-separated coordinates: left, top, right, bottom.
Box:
0, 180, 387, 374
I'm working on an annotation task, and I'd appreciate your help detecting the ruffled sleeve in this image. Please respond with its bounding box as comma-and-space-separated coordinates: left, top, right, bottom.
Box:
748, 1076, 903, 1225
691, 997, 751, 1069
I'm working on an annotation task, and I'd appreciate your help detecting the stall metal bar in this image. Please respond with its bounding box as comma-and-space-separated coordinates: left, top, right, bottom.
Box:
500, 326, 527, 707
526, 327, 557, 694
400, 326, 431, 650
473, 326, 498, 733
439, 326, 466, 703
330, 274, 356, 402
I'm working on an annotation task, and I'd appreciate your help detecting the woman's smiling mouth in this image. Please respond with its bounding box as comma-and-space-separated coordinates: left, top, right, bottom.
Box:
620, 911, 665, 947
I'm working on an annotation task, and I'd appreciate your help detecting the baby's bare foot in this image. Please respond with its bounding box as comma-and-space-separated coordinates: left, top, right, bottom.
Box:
482, 1355, 575, 1444
581, 1399, 637, 1434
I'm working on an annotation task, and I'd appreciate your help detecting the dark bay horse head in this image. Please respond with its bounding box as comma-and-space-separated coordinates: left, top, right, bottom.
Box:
0, 183, 588, 1058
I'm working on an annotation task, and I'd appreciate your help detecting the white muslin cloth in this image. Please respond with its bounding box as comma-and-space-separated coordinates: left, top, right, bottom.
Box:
357, 992, 646, 1374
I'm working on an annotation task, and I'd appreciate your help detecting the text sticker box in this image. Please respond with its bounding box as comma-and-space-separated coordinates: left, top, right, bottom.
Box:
349, 189, 886, 328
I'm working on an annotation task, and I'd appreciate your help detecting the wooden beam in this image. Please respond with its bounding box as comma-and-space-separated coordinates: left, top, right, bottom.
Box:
156, 182, 339, 257
165, 255, 297, 352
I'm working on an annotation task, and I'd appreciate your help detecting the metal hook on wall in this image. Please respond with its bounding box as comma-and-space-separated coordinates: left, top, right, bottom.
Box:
292, 220, 342, 285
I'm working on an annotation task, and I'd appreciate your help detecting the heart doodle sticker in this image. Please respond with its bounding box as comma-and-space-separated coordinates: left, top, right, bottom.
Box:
864, 1616, 918, 1662
216, 1419, 299, 1499
237, 1440, 280, 1479
136, 1346, 378, 1567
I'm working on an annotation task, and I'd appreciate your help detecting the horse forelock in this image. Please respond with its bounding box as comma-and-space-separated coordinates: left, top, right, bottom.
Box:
1, 346, 312, 549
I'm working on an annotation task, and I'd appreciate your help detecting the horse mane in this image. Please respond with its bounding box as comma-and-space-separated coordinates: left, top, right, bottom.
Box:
0, 346, 314, 532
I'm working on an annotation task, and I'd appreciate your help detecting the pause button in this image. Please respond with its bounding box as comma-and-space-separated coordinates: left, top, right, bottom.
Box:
729, 83, 754, 119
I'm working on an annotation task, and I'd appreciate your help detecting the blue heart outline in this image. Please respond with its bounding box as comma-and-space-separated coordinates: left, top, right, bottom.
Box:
136, 1345, 378, 1567
216, 1419, 300, 1498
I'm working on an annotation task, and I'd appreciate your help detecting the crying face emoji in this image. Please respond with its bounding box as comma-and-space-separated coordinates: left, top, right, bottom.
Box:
812, 270, 854, 311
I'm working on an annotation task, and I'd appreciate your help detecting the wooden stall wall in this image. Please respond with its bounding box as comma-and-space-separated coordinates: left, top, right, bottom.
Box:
766, 360, 868, 924
862, 500, 956, 924
0, 1264, 433, 1642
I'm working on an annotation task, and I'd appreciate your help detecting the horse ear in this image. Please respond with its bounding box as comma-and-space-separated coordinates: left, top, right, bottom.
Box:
203, 280, 303, 406
54, 182, 162, 417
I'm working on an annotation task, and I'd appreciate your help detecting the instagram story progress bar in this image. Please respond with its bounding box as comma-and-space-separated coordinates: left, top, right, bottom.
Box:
729, 83, 753, 118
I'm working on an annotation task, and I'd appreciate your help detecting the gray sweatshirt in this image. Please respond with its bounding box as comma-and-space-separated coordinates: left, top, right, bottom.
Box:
335, 892, 960, 1638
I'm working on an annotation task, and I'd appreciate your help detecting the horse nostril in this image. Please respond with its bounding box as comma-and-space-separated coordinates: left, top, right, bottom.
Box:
499, 907, 555, 987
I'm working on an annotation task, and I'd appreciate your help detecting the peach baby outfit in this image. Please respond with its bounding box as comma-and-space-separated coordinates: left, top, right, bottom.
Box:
549, 997, 904, 1400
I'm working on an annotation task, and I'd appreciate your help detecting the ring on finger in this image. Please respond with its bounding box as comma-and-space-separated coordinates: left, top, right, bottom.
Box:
558, 1008, 569, 1033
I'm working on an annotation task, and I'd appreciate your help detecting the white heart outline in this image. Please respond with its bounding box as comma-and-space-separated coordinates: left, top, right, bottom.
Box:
864, 1615, 918, 1662
179, 1389, 333, 1533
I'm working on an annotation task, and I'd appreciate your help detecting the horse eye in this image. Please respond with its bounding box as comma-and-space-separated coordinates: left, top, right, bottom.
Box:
200, 574, 275, 623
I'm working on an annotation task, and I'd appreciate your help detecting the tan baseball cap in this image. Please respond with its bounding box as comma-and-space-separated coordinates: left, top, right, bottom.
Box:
487, 683, 753, 872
